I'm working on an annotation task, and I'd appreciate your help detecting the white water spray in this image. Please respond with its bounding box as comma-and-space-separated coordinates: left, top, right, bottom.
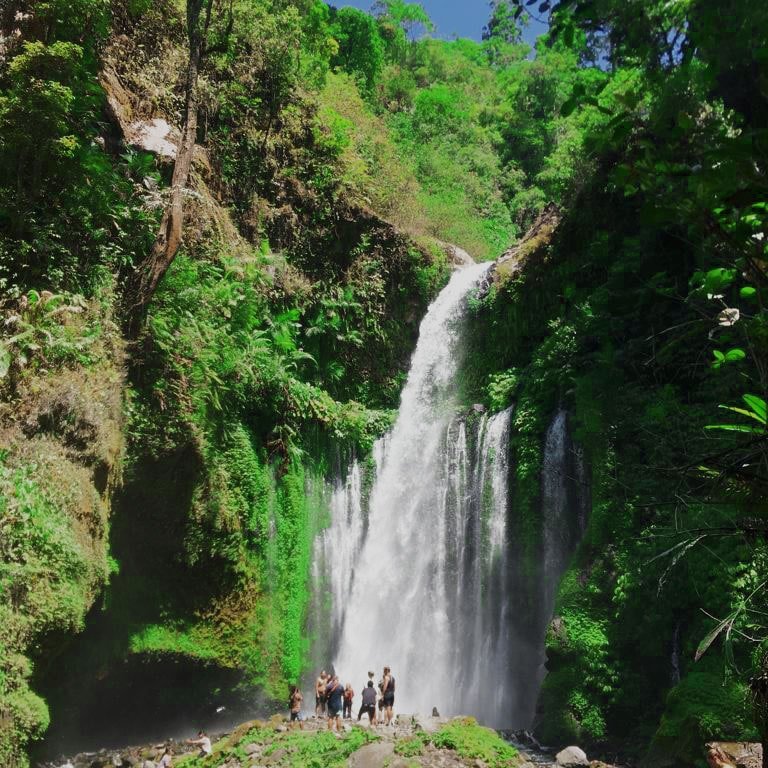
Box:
329, 263, 492, 715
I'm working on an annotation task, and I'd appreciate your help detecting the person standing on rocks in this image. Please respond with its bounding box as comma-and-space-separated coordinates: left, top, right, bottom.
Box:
289, 685, 304, 729
343, 682, 354, 719
315, 669, 328, 717
158, 746, 173, 767
187, 730, 212, 759
381, 666, 395, 726
358, 679, 377, 724
357, 670, 375, 720
325, 674, 344, 732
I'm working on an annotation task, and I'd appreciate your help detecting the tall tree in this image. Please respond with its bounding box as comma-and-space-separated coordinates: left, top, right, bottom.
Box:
124, 0, 231, 338
372, 0, 433, 39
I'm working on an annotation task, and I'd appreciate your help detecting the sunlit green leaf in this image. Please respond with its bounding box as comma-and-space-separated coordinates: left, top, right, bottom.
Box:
743, 394, 767, 423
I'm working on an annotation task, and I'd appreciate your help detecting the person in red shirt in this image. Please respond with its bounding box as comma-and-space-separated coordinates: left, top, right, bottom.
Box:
343, 683, 354, 719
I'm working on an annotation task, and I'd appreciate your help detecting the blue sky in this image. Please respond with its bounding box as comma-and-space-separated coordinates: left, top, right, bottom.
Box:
331, 1, 548, 45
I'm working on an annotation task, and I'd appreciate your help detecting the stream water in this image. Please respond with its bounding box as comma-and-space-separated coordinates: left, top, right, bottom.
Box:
308, 263, 586, 728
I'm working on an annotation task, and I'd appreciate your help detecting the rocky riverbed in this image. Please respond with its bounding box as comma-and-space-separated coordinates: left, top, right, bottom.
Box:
40, 714, 622, 768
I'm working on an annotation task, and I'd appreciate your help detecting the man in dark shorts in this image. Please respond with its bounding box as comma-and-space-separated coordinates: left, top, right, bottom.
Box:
358, 680, 377, 724
358, 671, 375, 721
289, 685, 303, 729
381, 666, 395, 726
325, 674, 344, 732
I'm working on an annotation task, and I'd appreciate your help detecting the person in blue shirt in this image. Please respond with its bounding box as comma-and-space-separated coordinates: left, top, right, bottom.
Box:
325, 674, 344, 732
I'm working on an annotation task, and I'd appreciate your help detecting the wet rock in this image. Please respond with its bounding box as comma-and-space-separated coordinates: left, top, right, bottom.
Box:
510, 729, 543, 751
432, 707, 441, 717
439, 242, 475, 269
556, 746, 589, 767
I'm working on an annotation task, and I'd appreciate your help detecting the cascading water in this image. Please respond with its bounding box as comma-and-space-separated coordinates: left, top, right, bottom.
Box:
309, 263, 586, 727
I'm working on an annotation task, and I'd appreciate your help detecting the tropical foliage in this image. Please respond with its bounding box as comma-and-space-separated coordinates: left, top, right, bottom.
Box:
0, 0, 766, 765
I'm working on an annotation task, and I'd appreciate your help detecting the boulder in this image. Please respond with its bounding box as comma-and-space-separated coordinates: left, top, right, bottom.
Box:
412, 714, 448, 734
348, 741, 395, 768
127, 118, 178, 160
266, 747, 287, 763
556, 746, 590, 767
439, 241, 475, 269
707, 742, 762, 768
243, 743, 259, 755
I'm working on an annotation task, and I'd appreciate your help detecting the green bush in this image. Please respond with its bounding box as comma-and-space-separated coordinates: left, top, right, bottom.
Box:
431, 718, 518, 768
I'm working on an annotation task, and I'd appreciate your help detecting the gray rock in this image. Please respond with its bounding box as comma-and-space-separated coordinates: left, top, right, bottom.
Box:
244, 743, 260, 755
412, 714, 448, 733
438, 241, 475, 269
348, 742, 395, 768
556, 746, 589, 767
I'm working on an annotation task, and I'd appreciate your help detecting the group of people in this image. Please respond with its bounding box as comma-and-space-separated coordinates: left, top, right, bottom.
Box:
294, 666, 395, 730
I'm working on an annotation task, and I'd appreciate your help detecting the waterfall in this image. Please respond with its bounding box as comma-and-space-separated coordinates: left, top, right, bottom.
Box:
309, 263, 585, 727
542, 410, 572, 620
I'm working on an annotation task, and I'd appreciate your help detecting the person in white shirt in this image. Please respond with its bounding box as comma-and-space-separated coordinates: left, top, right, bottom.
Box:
158, 746, 173, 767
187, 730, 212, 758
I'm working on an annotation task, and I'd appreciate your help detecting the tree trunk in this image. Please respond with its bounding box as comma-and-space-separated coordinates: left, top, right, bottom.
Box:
124, 0, 210, 338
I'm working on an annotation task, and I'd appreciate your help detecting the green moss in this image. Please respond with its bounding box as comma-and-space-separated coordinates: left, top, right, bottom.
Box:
0, 445, 114, 765
175, 724, 379, 768
647, 668, 758, 766
394, 732, 429, 757
431, 717, 518, 767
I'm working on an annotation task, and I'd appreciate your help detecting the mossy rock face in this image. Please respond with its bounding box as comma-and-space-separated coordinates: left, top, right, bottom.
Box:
643, 670, 758, 768
494, 204, 561, 284
0, 297, 125, 767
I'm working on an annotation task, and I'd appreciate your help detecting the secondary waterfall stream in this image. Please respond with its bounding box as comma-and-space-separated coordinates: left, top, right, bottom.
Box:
309, 263, 585, 728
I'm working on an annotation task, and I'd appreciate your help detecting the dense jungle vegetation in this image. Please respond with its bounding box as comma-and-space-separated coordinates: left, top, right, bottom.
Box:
0, 0, 766, 766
